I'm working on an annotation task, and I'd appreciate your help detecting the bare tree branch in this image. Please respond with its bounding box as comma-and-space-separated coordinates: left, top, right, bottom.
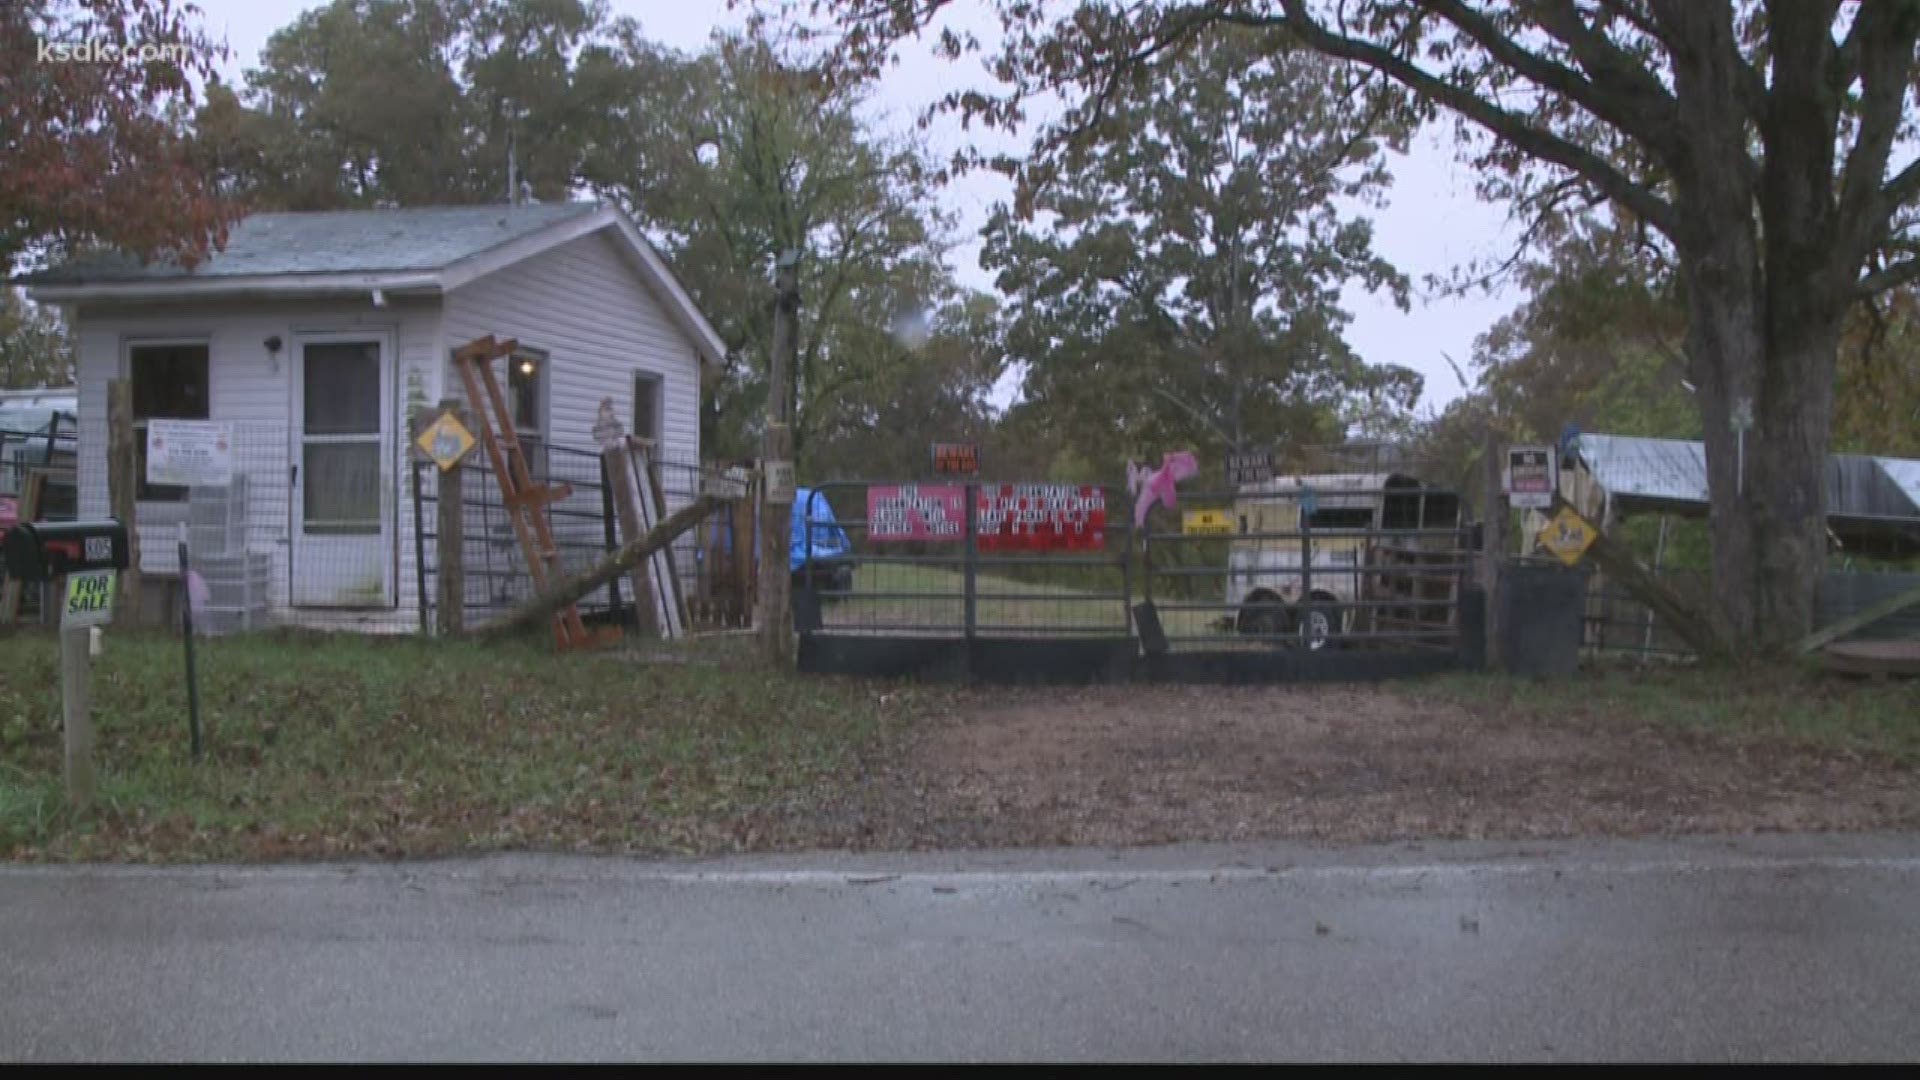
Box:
1832, 0, 1920, 264
1429, 0, 1681, 159
1859, 257, 1920, 299
1271, 0, 1680, 237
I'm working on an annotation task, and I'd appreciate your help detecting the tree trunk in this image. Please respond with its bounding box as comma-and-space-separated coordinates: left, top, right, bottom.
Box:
1682, 242, 1843, 657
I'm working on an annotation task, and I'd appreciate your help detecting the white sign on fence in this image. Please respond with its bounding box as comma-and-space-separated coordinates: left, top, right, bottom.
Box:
146, 419, 234, 487
1506, 444, 1557, 510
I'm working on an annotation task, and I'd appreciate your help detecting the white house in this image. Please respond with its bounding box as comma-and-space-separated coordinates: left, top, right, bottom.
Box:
22, 202, 725, 631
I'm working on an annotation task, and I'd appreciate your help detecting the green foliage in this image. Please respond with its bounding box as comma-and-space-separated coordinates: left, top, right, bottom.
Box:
585, 30, 990, 466
981, 27, 1421, 470
0, 290, 71, 390
1470, 217, 1697, 445
196, 0, 631, 208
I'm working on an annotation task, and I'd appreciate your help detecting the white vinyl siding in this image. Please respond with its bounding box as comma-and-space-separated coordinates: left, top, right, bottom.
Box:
73, 298, 439, 633
441, 229, 701, 473
62, 223, 707, 637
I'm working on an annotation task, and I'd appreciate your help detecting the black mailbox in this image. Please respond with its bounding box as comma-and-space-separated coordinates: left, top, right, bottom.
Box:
2, 520, 131, 583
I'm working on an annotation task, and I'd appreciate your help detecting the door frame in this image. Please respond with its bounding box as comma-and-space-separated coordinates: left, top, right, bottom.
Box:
288, 328, 397, 608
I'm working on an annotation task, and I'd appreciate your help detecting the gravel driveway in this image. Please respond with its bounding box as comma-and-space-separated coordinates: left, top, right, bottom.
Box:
802, 682, 1920, 849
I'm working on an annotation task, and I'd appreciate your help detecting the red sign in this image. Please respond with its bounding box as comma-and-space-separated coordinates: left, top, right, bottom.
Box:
976, 484, 1106, 552
867, 485, 966, 541
931, 441, 979, 475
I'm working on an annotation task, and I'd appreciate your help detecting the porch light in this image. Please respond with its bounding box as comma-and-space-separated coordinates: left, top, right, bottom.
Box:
517, 357, 538, 377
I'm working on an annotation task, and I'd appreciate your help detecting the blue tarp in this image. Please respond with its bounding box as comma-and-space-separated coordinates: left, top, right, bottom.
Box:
790, 487, 851, 572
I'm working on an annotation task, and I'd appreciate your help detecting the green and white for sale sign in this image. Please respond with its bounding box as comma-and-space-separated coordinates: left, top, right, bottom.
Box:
62, 569, 117, 630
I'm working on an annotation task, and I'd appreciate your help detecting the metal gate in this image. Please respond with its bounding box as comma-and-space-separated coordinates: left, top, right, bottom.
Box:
792, 478, 1482, 684
793, 481, 1138, 682
1132, 478, 1477, 682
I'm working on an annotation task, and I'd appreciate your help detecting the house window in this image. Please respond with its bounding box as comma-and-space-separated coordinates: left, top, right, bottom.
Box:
508, 350, 545, 475
129, 341, 210, 501
633, 372, 662, 446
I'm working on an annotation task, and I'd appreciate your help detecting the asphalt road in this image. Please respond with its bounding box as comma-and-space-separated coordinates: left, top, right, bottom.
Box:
6, 834, 1920, 1062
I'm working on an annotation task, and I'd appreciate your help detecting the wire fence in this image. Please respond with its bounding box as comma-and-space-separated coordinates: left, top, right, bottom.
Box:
1585, 567, 1920, 660
795, 482, 1134, 637
792, 479, 1474, 654
1541, 433, 1920, 655
1140, 483, 1471, 653
1, 418, 79, 622
412, 441, 755, 634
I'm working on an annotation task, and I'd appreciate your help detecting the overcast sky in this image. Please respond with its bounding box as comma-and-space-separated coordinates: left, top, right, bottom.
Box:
189, 0, 1520, 413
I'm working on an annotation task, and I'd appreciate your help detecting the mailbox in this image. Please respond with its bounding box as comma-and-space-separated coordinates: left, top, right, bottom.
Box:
1, 519, 131, 583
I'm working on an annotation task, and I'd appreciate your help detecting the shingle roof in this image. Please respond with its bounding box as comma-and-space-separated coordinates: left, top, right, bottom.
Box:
21, 202, 602, 284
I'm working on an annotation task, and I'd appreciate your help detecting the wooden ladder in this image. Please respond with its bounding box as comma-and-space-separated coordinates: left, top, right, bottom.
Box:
451, 335, 617, 651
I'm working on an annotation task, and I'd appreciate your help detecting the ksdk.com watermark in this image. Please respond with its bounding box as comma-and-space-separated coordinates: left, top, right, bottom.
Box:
37, 38, 196, 65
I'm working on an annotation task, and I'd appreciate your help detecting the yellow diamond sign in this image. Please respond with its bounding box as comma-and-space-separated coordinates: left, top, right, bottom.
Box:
1537, 505, 1598, 567
1182, 508, 1235, 536
415, 410, 477, 472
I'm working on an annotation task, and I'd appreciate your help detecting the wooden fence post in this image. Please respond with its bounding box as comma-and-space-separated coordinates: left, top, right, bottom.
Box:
106, 380, 142, 628
603, 442, 659, 638
732, 476, 756, 628
412, 397, 470, 637
1480, 423, 1509, 671
436, 453, 465, 636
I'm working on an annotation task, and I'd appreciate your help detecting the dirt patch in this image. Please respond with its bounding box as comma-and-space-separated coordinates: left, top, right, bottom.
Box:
804, 682, 1920, 849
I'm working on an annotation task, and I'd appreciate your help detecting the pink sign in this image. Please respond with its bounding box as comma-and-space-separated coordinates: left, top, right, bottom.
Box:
867, 485, 966, 542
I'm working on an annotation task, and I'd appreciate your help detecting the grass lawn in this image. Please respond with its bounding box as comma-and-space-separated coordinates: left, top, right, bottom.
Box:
0, 628, 932, 862
5, 624, 1912, 864
825, 562, 1233, 637
1424, 661, 1920, 763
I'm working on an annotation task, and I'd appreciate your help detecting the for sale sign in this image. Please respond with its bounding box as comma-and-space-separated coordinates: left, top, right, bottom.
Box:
867, 485, 966, 541
1506, 445, 1557, 510
147, 420, 234, 487
61, 569, 116, 629
976, 484, 1106, 552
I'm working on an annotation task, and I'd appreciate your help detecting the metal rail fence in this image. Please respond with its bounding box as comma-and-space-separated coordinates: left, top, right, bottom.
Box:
411, 442, 749, 633
1138, 484, 1472, 655
792, 481, 1135, 639
793, 478, 1481, 683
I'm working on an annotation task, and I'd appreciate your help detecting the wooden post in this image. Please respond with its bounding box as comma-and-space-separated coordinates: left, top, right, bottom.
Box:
731, 482, 755, 628
106, 380, 141, 627
411, 398, 471, 637
1479, 423, 1509, 671
603, 442, 659, 638
758, 251, 801, 666
645, 454, 690, 631
60, 623, 96, 811
436, 451, 465, 636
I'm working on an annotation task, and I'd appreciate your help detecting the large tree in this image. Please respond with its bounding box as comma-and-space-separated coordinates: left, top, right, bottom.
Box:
980, 26, 1420, 465
584, 31, 975, 463
788, 0, 1920, 654
2, 0, 234, 269
198, 0, 635, 208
